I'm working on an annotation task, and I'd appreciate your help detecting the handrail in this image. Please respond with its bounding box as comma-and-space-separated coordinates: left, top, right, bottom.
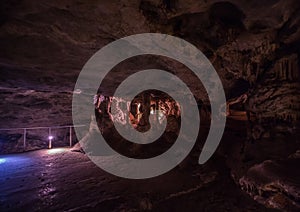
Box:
0, 124, 87, 131
0, 124, 87, 150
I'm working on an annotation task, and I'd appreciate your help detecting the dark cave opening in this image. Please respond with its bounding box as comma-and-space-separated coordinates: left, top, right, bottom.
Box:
228, 78, 250, 100
209, 2, 245, 28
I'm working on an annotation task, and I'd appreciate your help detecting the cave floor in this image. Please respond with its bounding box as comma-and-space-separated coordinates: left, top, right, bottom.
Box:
0, 145, 275, 211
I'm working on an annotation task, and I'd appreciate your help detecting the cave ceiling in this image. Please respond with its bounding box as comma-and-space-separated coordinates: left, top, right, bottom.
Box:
0, 0, 299, 128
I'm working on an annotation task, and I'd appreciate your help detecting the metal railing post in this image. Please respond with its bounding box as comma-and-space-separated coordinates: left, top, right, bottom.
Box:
48, 128, 52, 149
23, 129, 27, 150
69, 126, 72, 147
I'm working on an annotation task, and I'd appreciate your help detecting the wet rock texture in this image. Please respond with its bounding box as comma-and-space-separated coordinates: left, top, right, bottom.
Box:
0, 0, 299, 210
0, 148, 274, 211
239, 158, 300, 211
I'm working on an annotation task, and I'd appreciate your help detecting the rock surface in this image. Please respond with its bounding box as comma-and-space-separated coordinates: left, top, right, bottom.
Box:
0, 0, 299, 210
0, 148, 274, 211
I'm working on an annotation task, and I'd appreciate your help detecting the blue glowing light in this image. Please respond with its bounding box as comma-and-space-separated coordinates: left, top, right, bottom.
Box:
0, 158, 6, 164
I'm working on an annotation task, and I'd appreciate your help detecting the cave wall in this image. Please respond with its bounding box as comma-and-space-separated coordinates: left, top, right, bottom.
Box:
0, 0, 299, 155
0, 0, 299, 131
0, 0, 300, 209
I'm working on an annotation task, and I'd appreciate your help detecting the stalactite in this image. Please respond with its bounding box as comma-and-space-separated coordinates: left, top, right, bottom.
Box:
275, 54, 298, 81
94, 93, 182, 129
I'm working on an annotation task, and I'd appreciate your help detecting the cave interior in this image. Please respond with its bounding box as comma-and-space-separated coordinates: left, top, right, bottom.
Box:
0, 0, 299, 211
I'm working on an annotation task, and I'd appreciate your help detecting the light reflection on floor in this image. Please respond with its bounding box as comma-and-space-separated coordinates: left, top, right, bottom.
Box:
0, 158, 6, 164
0, 148, 70, 210
0, 145, 269, 211
46, 148, 67, 155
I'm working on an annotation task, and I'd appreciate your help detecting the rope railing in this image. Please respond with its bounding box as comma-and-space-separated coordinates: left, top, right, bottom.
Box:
0, 124, 87, 149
